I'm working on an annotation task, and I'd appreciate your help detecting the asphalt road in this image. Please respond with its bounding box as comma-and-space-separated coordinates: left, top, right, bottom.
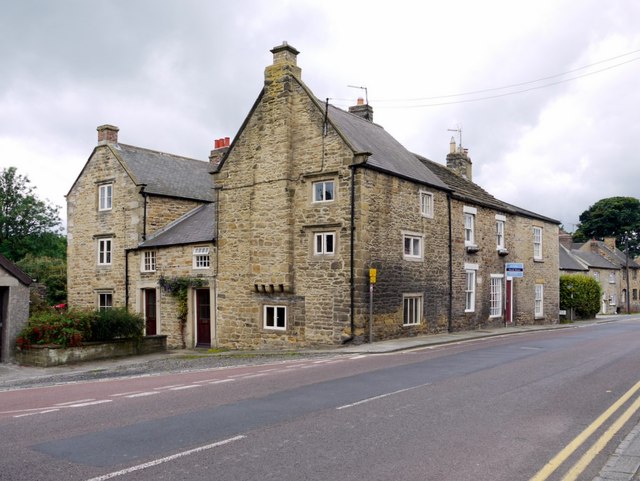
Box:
2, 319, 640, 481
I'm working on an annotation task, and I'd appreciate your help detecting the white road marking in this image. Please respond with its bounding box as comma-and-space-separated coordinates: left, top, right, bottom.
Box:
84, 435, 246, 481
153, 384, 185, 390
110, 391, 144, 397
125, 392, 160, 398
208, 379, 235, 385
168, 385, 201, 391
234, 373, 267, 379
55, 399, 95, 406
336, 383, 431, 410
66, 400, 112, 408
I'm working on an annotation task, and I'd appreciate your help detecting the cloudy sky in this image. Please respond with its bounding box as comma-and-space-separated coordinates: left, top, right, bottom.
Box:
1, 0, 639, 232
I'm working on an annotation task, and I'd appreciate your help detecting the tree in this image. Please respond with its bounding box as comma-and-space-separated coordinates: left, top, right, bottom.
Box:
0, 167, 63, 261
573, 197, 640, 257
17, 254, 67, 304
560, 274, 601, 320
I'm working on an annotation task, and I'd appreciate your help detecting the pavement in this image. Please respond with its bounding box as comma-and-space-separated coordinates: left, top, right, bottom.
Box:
0, 315, 638, 480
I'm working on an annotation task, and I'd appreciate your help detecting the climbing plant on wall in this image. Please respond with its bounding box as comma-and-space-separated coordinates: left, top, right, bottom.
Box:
158, 276, 208, 347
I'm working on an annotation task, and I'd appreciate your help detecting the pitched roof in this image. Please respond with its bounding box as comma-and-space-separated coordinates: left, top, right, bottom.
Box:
559, 245, 588, 271
0, 254, 32, 285
139, 203, 216, 248
111, 144, 214, 202
594, 241, 640, 269
326, 105, 449, 190
571, 249, 619, 270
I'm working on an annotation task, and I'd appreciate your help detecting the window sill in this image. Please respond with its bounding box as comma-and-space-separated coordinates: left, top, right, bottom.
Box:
403, 256, 424, 262
497, 248, 509, 256
465, 245, 479, 254
533, 258, 544, 263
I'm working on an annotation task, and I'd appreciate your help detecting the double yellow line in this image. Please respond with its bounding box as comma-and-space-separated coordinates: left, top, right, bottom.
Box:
530, 380, 640, 481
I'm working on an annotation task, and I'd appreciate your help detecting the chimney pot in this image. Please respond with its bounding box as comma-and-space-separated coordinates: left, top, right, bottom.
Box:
224, 137, 230, 147
214, 139, 220, 149
356, 97, 364, 106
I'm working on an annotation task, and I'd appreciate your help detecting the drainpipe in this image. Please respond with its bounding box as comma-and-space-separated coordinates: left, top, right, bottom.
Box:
125, 248, 133, 312
140, 185, 148, 241
345, 164, 357, 343
447, 193, 453, 332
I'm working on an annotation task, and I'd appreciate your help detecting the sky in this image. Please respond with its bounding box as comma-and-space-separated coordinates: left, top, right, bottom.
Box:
1, 0, 639, 233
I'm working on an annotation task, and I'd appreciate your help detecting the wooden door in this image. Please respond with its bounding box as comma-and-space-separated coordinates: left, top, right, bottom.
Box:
143, 289, 157, 335
505, 278, 513, 324
196, 289, 211, 347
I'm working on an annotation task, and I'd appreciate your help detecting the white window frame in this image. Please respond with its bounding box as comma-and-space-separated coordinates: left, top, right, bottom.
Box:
312, 180, 335, 203
490, 274, 503, 318
609, 293, 617, 306
465, 263, 478, 312
264, 305, 287, 330
403, 294, 423, 326
403, 232, 423, 260
314, 232, 336, 255
609, 272, 616, 284
495, 215, 506, 250
142, 251, 156, 272
98, 292, 113, 311
464, 206, 477, 246
98, 183, 113, 211
193, 246, 210, 269
535, 284, 544, 317
533, 226, 543, 260
98, 238, 112, 265
420, 191, 434, 218
594, 271, 600, 281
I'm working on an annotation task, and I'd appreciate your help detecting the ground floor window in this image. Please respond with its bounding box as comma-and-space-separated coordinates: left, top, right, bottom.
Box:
264, 305, 286, 330
490, 275, 503, 317
465, 266, 477, 312
98, 292, 113, 311
535, 284, 544, 317
403, 294, 422, 326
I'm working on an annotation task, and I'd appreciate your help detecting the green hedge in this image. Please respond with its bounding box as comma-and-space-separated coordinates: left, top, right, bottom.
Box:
560, 274, 602, 320
17, 308, 144, 348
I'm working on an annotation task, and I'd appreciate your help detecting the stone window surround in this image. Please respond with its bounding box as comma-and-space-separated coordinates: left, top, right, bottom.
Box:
98, 182, 113, 211
465, 263, 478, 313
263, 305, 287, 331
193, 246, 210, 269
313, 231, 336, 256
96, 237, 113, 266
311, 179, 336, 203
419, 190, 434, 218
402, 293, 423, 326
402, 231, 423, 261
495, 214, 506, 250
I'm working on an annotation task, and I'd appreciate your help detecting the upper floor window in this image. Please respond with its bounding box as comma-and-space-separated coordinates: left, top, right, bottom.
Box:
264, 305, 286, 330
533, 226, 543, 260
312, 180, 334, 203
463, 206, 477, 246
98, 183, 113, 211
403, 294, 422, 326
314, 232, 336, 255
609, 271, 616, 284
495, 215, 506, 250
193, 246, 210, 269
142, 251, 156, 272
420, 191, 434, 218
535, 284, 544, 317
98, 238, 112, 265
403, 233, 423, 260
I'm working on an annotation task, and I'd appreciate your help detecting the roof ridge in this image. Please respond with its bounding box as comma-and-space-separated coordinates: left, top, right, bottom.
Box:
118, 143, 207, 163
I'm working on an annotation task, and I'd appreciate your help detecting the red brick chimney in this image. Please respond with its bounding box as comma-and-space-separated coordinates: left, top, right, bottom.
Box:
209, 137, 230, 170
97, 125, 119, 144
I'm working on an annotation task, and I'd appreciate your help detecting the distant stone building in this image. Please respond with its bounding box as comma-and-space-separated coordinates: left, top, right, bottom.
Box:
0, 254, 32, 362
67, 43, 560, 350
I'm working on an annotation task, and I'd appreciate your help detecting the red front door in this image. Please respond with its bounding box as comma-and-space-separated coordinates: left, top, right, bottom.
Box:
144, 289, 157, 335
505, 278, 513, 324
196, 289, 211, 347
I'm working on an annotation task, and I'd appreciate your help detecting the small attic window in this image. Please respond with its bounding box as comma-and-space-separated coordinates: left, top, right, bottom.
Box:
193, 247, 210, 269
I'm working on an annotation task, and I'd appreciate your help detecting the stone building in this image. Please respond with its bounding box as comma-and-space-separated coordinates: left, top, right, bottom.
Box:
0, 254, 32, 362
67, 42, 560, 350
66, 126, 215, 348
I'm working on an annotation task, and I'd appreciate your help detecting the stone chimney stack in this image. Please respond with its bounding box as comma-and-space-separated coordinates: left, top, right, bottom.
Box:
209, 137, 230, 170
446, 138, 473, 181
348, 97, 374, 122
559, 231, 573, 249
97, 125, 119, 145
265, 41, 301, 83
604, 237, 617, 251
589, 239, 600, 254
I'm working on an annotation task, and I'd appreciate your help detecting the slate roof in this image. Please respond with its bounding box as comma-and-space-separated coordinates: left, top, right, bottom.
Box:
139, 203, 216, 248
571, 249, 619, 270
327, 105, 449, 190
0, 254, 32, 285
110, 144, 214, 202
559, 245, 588, 271
594, 241, 640, 269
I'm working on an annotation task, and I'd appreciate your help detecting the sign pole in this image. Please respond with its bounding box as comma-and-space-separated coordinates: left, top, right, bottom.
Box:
369, 268, 377, 344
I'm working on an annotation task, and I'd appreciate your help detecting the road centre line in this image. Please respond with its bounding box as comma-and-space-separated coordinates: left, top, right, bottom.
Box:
110, 391, 143, 397
561, 391, 640, 481
336, 383, 431, 410
168, 385, 201, 391
529, 379, 640, 481
84, 435, 246, 481
55, 399, 95, 406
66, 400, 112, 408
125, 392, 159, 398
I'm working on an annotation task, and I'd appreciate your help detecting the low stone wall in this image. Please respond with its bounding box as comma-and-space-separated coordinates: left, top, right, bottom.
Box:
15, 335, 167, 367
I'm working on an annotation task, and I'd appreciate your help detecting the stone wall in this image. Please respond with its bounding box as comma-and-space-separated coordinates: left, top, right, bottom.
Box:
0, 272, 30, 362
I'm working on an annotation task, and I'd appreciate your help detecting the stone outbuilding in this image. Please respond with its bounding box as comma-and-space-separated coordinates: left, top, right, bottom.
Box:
0, 254, 32, 362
